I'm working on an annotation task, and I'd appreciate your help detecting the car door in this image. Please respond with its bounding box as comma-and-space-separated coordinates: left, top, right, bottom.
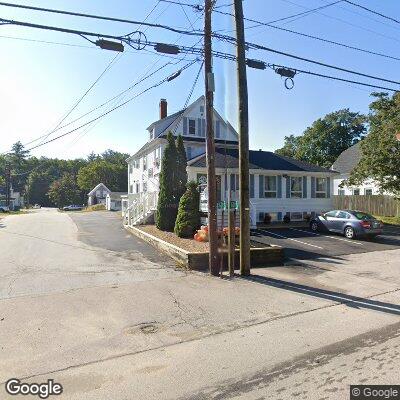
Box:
332, 211, 350, 232
319, 210, 338, 231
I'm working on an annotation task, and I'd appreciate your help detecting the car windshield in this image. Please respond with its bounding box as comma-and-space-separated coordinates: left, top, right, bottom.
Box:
352, 212, 374, 221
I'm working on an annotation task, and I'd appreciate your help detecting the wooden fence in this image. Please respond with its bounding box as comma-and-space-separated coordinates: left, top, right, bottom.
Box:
333, 195, 399, 217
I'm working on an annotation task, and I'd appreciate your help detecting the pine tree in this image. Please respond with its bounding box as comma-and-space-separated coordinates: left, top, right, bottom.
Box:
175, 135, 188, 201
174, 181, 201, 238
156, 131, 178, 231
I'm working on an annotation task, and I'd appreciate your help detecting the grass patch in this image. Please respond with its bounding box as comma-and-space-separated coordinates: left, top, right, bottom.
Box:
374, 215, 400, 226
84, 204, 106, 212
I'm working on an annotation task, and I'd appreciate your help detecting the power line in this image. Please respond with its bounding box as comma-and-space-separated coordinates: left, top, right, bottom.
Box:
343, 0, 400, 25
210, 7, 400, 62
25, 61, 198, 152
0, 1, 202, 37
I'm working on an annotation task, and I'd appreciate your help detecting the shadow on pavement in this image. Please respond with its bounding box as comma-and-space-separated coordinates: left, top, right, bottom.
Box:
242, 274, 400, 316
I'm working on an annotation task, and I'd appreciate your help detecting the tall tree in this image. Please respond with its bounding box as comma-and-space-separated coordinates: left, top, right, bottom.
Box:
47, 173, 82, 208
9, 141, 30, 192
26, 171, 53, 206
175, 135, 188, 201
156, 132, 178, 231
348, 92, 400, 195
275, 109, 366, 168
77, 160, 127, 192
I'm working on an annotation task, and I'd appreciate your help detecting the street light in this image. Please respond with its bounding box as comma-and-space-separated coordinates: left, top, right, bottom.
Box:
95, 39, 124, 52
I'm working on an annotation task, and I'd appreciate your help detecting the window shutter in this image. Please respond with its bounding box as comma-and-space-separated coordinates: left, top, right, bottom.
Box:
259, 175, 264, 198
286, 177, 291, 198
327, 177, 331, 198
183, 117, 188, 135
303, 176, 308, 198
230, 174, 235, 191
277, 175, 282, 198
277, 212, 282, 221
311, 177, 316, 198
250, 174, 255, 198
216, 120, 221, 138
201, 119, 205, 136
197, 118, 201, 136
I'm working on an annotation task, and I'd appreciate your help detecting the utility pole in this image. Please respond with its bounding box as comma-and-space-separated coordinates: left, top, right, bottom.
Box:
204, 0, 219, 276
234, 0, 251, 276
5, 163, 11, 208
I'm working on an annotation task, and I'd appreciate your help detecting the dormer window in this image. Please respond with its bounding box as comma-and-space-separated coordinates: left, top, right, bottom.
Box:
188, 119, 196, 135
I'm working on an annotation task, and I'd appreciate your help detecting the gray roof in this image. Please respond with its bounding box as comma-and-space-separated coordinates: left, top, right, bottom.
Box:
331, 142, 362, 175
190, 148, 337, 173
108, 192, 127, 200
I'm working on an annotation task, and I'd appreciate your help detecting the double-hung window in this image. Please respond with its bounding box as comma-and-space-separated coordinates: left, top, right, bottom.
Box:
264, 176, 277, 198
188, 119, 196, 135
290, 177, 303, 198
316, 177, 327, 198
143, 156, 147, 171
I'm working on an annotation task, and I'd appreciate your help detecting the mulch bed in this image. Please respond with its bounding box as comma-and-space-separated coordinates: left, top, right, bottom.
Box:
136, 225, 269, 253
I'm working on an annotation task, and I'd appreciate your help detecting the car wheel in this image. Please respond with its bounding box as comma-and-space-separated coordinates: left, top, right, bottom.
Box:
344, 226, 355, 239
310, 221, 319, 232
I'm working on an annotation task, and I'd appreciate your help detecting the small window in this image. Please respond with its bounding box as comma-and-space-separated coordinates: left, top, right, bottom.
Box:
188, 119, 196, 135
291, 177, 303, 198
264, 176, 277, 198
291, 212, 303, 221
200, 105, 204, 114
316, 177, 327, 198
365, 188, 373, 196
143, 182, 147, 193
353, 188, 360, 195
143, 157, 147, 171
129, 184, 134, 194
135, 182, 140, 193
338, 189, 345, 196
325, 210, 338, 217
337, 211, 349, 219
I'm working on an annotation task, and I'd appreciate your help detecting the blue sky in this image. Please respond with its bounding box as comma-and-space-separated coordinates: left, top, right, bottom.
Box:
0, 0, 399, 159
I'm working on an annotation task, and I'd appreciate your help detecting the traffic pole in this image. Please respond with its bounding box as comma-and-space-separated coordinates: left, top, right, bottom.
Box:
204, 0, 219, 276
234, 0, 251, 276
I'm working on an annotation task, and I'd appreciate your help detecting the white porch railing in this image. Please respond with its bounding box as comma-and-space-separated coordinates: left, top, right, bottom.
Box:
124, 192, 158, 226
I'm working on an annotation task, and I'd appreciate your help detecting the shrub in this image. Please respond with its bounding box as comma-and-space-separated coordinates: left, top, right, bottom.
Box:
263, 213, 272, 224
85, 204, 105, 211
174, 181, 201, 238
283, 214, 291, 223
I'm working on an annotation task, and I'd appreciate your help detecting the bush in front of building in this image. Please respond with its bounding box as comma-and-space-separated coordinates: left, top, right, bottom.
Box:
174, 181, 201, 238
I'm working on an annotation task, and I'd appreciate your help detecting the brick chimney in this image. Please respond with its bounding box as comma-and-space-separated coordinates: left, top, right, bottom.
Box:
159, 98, 167, 119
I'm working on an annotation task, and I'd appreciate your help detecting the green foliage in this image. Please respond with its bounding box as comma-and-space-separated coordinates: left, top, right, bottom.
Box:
77, 159, 127, 192
275, 109, 367, 168
348, 92, 400, 195
26, 171, 53, 207
174, 181, 201, 238
156, 131, 178, 231
175, 135, 188, 200
47, 173, 82, 208
85, 204, 106, 212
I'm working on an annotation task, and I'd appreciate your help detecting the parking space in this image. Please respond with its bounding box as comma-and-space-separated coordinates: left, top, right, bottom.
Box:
251, 225, 400, 261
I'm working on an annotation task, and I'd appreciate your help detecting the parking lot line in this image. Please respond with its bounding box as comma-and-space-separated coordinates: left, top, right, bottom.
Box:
289, 228, 364, 246
258, 229, 324, 250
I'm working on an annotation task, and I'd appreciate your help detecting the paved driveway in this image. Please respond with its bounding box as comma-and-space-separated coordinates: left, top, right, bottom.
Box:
251, 225, 400, 261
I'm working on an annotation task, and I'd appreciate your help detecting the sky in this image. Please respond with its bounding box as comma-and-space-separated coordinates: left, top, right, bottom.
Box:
0, 0, 399, 160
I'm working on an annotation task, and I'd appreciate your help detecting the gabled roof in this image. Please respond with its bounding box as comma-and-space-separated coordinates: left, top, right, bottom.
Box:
189, 148, 337, 173
331, 142, 362, 175
87, 183, 111, 196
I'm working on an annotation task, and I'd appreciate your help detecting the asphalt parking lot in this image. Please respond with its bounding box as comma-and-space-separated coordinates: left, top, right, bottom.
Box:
251, 224, 400, 262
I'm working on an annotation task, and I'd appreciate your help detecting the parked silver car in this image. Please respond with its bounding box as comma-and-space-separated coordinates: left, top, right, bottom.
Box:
62, 205, 83, 211
310, 210, 383, 239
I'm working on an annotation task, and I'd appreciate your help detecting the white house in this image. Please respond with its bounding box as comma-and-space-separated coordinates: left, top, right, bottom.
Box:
125, 96, 337, 226
105, 192, 127, 211
87, 183, 111, 206
0, 183, 24, 210
331, 142, 383, 196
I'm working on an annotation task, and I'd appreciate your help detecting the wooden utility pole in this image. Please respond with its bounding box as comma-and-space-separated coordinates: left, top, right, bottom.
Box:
204, 0, 219, 276
234, 0, 251, 276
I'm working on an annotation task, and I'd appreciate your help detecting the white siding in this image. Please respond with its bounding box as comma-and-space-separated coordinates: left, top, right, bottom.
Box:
333, 175, 383, 196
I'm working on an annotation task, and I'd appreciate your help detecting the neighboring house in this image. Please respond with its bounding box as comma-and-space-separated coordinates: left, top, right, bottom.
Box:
331, 142, 383, 196
87, 183, 111, 206
105, 192, 127, 211
0, 184, 24, 210
125, 96, 337, 226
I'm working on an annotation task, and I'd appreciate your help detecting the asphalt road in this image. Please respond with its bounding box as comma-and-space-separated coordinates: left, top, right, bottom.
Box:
251, 225, 400, 261
0, 209, 399, 399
